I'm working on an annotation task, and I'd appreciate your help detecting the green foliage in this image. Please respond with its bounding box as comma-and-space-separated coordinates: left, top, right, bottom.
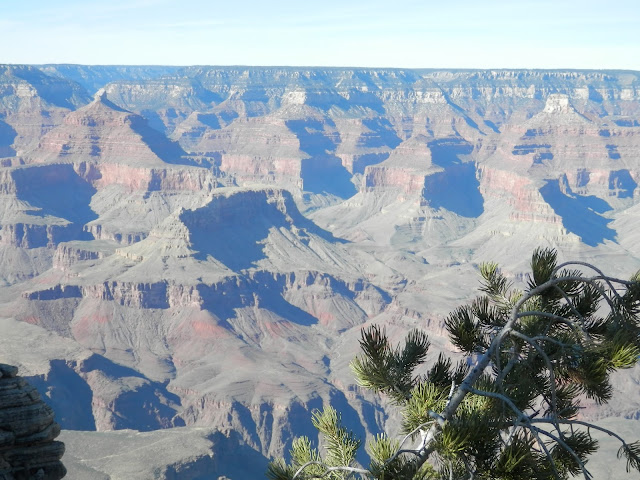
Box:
267, 406, 361, 480
490, 433, 545, 480
401, 382, 448, 434
267, 248, 640, 479
367, 434, 437, 479
351, 326, 430, 404
313, 407, 361, 473
618, 440, 640, 473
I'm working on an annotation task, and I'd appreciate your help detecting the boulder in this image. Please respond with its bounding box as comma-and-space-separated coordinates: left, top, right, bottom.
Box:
0, 364, 65, 480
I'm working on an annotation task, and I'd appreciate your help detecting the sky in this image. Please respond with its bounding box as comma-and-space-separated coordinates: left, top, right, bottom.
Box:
1, 0, 639, 70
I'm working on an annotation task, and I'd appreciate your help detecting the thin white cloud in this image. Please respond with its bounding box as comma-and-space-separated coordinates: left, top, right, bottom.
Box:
154, 19, 225, 29
1, 0, 638, 69
0, 19, 20, 29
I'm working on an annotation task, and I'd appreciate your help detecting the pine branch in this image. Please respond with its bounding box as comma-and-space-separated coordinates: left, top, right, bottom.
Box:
552, 260, 631, 304
291, 462, 370, 480
529, 425, 592, 480
408, 268, 639, 475
312, 407, 361, 470
509, 330, 560, 426
531, 418, 640, 474
351, 326, 429, 404
269, 250, 640, 480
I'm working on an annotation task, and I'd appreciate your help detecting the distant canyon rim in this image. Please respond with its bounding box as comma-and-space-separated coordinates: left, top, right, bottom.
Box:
0, 65, 639, 478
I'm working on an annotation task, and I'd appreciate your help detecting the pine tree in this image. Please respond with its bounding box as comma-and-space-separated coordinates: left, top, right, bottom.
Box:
267, 248, 640, 479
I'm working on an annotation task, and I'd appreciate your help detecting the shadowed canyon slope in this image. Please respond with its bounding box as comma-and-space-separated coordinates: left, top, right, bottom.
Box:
1, 65, 640, 478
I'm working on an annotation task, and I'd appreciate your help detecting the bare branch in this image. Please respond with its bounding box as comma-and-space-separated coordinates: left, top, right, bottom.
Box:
532, 418, 636, 452
553, 261, 632, 302
292, 461, 369, 479
379, 420, 436, 467
530, 425, 593, 480
509, 330, 560, 426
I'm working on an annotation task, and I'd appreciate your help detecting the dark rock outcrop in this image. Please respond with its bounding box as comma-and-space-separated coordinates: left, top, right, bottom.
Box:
0, 364, 65, 480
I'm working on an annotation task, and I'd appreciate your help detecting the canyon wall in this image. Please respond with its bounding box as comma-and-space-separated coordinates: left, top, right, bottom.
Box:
0, 65, 639, 477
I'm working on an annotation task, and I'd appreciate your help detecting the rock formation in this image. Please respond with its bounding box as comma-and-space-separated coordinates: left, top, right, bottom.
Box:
0, 363, 65, 480
30, 89, 190, 166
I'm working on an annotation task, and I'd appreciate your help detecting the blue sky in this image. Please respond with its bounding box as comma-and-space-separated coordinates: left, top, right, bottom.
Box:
1, 0, 638, 69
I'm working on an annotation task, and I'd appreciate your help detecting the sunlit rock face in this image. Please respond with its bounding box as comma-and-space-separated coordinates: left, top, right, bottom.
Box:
0, 65, 640, 478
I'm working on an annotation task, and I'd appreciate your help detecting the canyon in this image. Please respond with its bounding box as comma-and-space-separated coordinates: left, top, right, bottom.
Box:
0, 65, 640, 478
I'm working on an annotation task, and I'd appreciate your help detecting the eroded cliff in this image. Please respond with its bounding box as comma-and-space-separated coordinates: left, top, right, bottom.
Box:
0, 66, 639, 478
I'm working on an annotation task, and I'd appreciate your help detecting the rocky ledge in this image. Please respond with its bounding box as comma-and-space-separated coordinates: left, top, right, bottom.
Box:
0, 364, 65, 480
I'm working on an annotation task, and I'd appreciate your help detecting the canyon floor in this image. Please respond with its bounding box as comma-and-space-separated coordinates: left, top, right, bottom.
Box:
0, 65, 640, 478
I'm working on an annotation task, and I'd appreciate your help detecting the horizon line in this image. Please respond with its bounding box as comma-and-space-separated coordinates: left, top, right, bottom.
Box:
4, 63, 640, 74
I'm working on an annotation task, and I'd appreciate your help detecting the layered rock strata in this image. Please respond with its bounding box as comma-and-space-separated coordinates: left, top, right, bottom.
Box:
0, 364, 65, 480
0, 66, 640, 477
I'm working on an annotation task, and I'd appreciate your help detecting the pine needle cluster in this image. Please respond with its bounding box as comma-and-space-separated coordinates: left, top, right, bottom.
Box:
267, 248, 640, 479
